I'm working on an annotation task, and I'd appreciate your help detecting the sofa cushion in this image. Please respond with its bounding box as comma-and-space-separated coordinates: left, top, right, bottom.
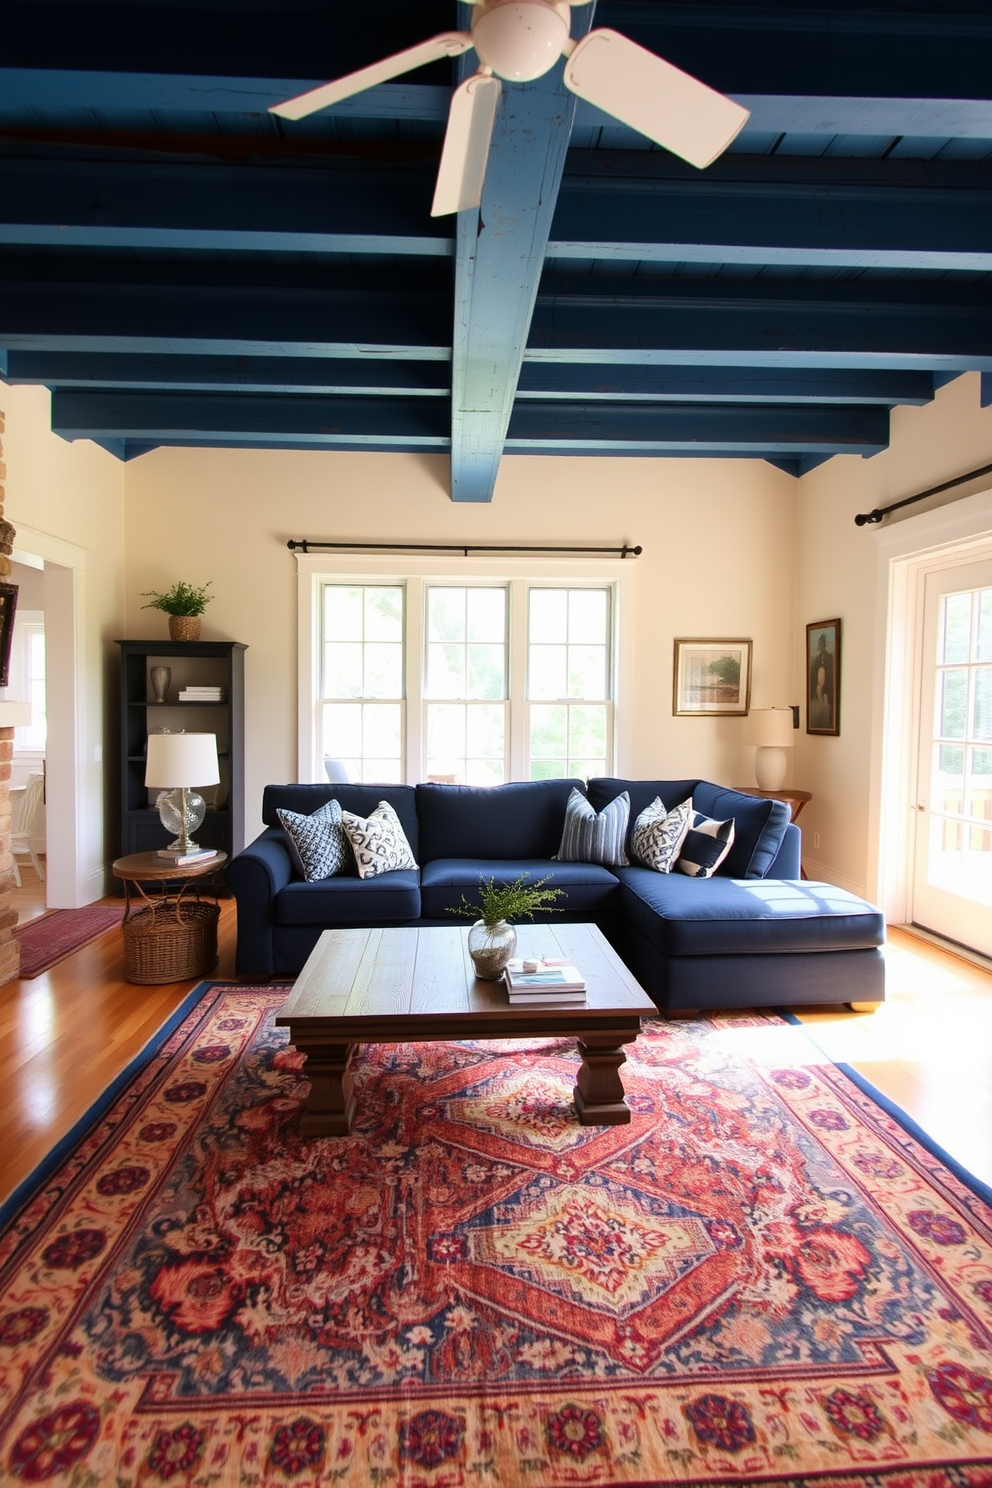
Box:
341, 800, 418, 879
618, 870, 885, 956
555, 787, 630, 866
262, 783, 419, 862
675, 810, 735, 878
419, 858, 620, 920
415, 779, 584, 862
630, 796, 692, 872
275, 870, 421, 926
588, 778, 788, 879
276, 798, 350, 881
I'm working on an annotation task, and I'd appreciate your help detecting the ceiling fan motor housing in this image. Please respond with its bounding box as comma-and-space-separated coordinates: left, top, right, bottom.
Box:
472, 0, 572, 82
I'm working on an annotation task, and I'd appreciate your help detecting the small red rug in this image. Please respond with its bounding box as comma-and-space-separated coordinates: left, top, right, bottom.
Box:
14, 906, 125, 977
1, 986, 991, 1486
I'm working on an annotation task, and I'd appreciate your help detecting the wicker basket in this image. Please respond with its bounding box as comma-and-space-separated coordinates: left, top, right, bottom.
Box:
123, 900, 220, 984
168, 615, 201, 642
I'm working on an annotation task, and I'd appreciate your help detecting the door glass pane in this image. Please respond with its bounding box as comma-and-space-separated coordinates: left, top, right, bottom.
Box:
938, 670, 967, 738
940, 591, 971, 664
974, 667, 992, 741
979, 590, 992, 661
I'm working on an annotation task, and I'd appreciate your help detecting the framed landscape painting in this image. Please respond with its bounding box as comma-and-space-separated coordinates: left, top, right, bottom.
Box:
806, 618, 841, 736
673, 637, 752, 716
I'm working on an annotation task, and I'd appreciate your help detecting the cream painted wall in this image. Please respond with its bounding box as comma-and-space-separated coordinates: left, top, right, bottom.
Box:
795, 373, 992, 897
2, 384, 126, 903
122, 448, 799, 841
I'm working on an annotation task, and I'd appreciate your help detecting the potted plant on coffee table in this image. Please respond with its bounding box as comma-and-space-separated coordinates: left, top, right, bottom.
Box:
140, 580, 214, 641
452, 873, 564, 980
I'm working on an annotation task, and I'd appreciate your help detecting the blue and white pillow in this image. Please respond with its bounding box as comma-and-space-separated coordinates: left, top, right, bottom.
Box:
277, 798, 349, 881
555, 787, 630, 867
676, 810, 736, 878
630, 797, 692, 873
341, 800, 418, 880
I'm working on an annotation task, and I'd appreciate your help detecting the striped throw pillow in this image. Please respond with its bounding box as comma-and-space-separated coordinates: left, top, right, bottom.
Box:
555, 787, 630, 867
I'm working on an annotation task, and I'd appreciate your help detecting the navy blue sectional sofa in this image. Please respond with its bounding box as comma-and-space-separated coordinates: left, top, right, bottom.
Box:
227, 777, 885, 1014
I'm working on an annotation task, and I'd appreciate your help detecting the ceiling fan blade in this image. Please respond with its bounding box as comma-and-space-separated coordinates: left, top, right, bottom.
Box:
270, 32, 474, 120
563, 29, 749, 168
431, 72, 501, 217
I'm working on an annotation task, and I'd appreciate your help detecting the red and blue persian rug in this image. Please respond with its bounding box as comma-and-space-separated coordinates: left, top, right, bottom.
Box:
1, 984, 991, 1487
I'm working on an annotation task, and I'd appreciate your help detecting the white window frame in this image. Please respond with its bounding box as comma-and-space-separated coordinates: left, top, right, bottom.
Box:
296, 553, 635, 785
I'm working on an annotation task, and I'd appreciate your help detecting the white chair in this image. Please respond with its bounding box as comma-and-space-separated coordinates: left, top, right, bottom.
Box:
11, 772, 46, 885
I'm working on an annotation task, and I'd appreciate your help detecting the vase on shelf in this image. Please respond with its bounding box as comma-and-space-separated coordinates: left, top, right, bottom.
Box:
168, 615, 201, 642
467, 919, 517, 980
149, 666, 171, 704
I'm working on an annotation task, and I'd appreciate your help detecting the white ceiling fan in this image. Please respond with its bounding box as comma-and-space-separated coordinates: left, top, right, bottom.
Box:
270, 0, 749, 216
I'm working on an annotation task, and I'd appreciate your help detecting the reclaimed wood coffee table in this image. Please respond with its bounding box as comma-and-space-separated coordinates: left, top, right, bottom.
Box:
276, 922, 656, 1136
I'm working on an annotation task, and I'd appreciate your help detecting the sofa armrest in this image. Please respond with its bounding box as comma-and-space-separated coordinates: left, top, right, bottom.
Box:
764, 822, 801, 879
227, 829, 295, 978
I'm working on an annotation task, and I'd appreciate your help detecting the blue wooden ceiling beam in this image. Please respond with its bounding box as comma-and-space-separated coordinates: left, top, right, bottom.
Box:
1, 351, 449, 395
48, 388, 887, 457
516, 365, 936, 405
448, 5, 596, 503
1, 71, 989, 140
0, 152, 986, 272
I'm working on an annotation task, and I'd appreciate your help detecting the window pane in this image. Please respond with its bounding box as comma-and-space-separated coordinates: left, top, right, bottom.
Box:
569, 705, 607, 759
975, 666, 992, 742
467, 644, 505, 699
428, 588, 465, 643
364, 587, 403, 641
466, 703, 505, 759
321, 702, 362, 757
531, 758, 567, 780
569, 588, 608, 644
529, 589, 567, 643
426, 703, 465, 759
364, 642, 403, 698
467, 588, 505, 642
938, 670, 967, 738
940, 592, 971, 664
324, 642, 363, 698
973, 746, 992, 776
530, 704, 567, 758
362, 704, 402, 758
324, 586, 363, 641
529, 645, 567, 700
939, 744, 964, 775
979, 589, 992, 662
568, 645, 606, 700
427, 642, 465, 698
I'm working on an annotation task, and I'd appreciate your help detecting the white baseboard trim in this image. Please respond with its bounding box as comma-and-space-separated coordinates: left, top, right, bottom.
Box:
800, 859, 868, 900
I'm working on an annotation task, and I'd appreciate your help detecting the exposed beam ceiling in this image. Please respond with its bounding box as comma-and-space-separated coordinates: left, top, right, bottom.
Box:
0, 0, 989, 499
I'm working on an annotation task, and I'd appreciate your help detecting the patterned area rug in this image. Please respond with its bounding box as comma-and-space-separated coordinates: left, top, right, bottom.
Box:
2, 985, 991, 1487
14, 906, 125, 977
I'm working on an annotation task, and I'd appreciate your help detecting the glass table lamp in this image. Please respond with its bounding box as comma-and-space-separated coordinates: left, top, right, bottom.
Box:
145, 731, 220, 855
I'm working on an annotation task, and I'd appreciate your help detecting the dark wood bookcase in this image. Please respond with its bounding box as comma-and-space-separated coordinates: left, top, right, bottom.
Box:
116, 640, 247, 861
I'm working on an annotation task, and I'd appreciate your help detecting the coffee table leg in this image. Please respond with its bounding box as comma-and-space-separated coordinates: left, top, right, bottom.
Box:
298, 1040, 357, 1136
574, 1038, 633, 1125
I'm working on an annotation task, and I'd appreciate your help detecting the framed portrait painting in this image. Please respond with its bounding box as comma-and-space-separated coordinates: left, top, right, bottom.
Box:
673, 637, 752, 716
806, 618, 841, 736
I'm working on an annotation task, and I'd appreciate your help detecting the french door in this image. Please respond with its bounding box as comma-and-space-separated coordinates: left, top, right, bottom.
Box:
911, 558, 992, 955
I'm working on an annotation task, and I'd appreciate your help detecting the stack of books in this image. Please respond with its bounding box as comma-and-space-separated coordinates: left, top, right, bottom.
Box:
504, 958, 586, 1006
156, 846, 222, 865
178, 685, 227, 702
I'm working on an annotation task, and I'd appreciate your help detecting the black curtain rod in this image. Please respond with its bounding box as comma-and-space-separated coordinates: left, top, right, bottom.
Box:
287, 540, 642, 558
855, 462, 992, 527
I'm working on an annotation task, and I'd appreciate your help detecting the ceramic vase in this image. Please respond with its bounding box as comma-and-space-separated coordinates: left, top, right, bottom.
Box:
149, 665, 171, 703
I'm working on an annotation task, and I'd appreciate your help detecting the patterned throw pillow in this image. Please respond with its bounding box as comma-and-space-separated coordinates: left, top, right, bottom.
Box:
631, 796, 692, 873
277, 798, 349, 882
555, 787, 630, 866
341, 800, 418, 880
676, 810, 736, 878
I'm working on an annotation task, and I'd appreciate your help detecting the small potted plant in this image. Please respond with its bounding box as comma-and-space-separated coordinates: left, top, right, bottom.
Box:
140, 580, 214, 641
451, 873, 564, 979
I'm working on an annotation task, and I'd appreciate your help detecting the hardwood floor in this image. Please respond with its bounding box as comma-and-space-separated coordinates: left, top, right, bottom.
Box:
1, 901, 990, 1207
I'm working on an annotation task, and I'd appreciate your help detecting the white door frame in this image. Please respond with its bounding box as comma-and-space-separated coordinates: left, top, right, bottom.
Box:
12, 527, 86, 908
871, 486, 992, 924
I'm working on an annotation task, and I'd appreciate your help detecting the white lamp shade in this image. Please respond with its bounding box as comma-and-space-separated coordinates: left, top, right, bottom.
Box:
145, 732, 220, 789
744, 708, 795, 748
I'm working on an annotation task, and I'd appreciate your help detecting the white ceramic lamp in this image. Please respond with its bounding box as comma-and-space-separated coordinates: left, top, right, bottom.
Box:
745, 708, 794, 791
145, 732, 220, 855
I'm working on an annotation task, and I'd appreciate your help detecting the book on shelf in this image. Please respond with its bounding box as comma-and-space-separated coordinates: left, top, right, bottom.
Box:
178, 689, 226, 700
156, 847, 221, 865
504, 959, 586, 993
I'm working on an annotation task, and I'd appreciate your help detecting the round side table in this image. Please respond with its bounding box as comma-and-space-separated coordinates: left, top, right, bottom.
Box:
112, 851, 228, 985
